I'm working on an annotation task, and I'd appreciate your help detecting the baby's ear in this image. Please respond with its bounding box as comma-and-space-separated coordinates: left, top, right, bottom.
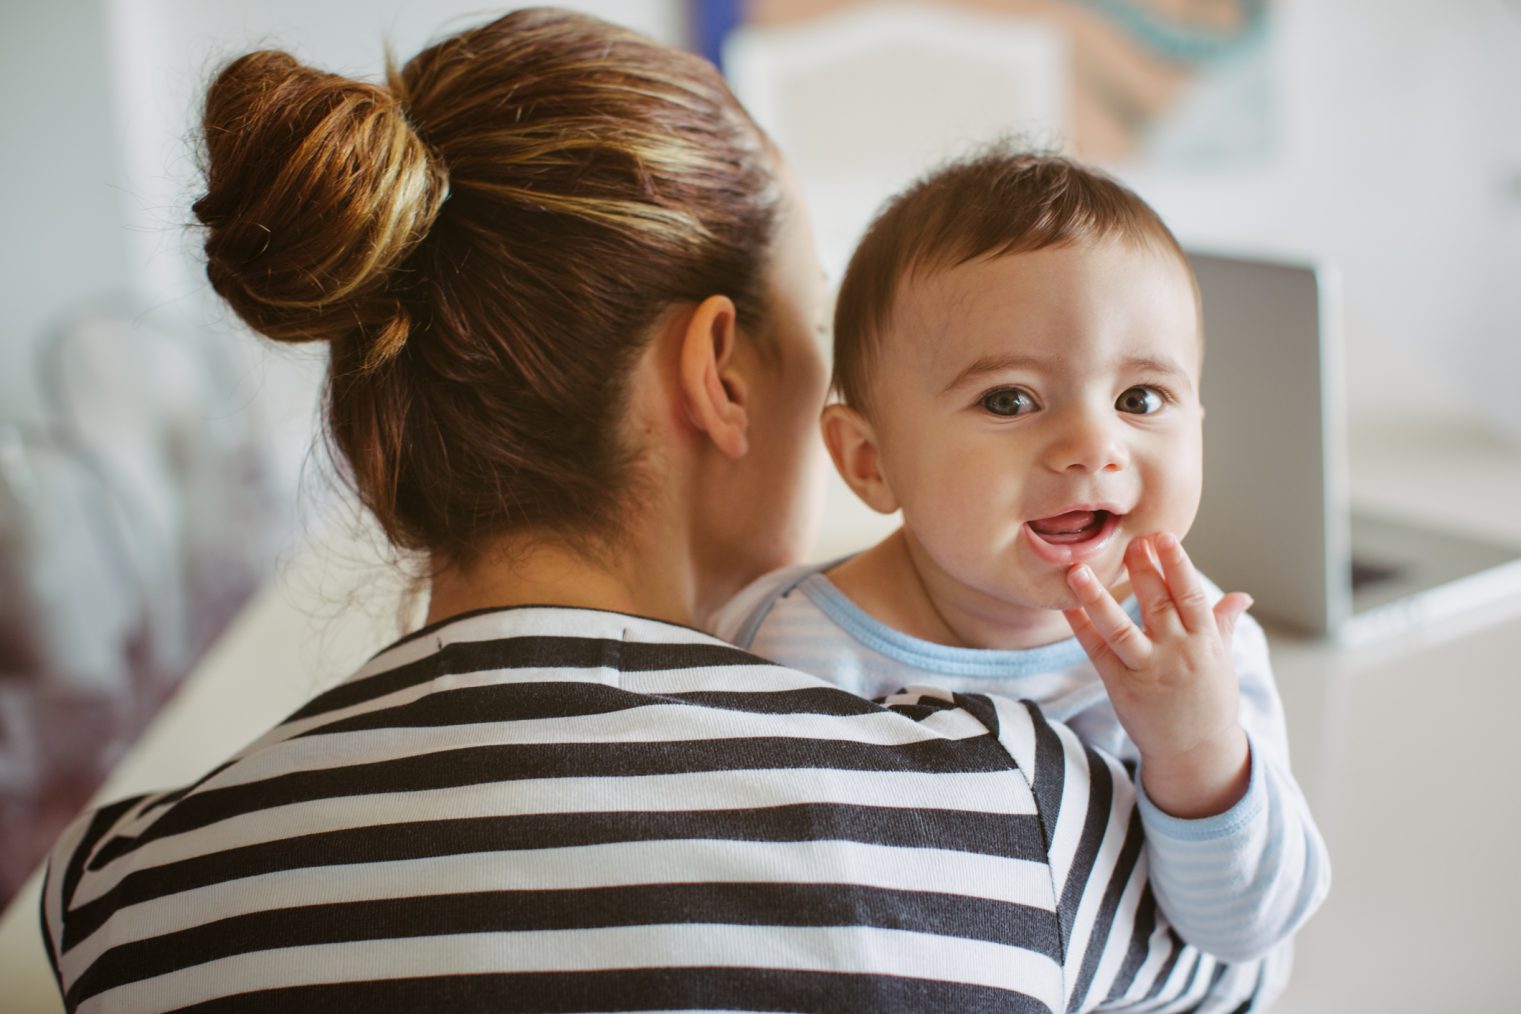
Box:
821, 403, 898, 514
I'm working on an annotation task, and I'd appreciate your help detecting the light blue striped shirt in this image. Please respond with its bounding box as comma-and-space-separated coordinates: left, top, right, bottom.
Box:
715, 562, 1332, 1007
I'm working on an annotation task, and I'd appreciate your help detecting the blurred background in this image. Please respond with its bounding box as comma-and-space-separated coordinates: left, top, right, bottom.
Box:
2, 0, 1520, 1008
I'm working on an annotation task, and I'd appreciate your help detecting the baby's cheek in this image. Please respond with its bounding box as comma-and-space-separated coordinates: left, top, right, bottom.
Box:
904, 445, 1016, 539
930, 492, 1012, 562
1146, 472, 1203, 534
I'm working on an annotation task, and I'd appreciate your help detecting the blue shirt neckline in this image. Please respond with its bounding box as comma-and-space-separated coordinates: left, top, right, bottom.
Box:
796, 569, 1143, 678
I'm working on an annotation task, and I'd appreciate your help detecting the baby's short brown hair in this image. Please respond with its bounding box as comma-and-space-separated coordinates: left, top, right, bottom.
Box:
833, 146, 1192, 413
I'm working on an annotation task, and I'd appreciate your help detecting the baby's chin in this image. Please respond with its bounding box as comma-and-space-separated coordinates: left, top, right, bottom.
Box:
987, 575, 1088, 615
1019, 565, 1127, 613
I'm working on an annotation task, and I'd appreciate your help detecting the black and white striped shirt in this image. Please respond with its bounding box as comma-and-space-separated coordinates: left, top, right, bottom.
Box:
42, 606, 1246, 1012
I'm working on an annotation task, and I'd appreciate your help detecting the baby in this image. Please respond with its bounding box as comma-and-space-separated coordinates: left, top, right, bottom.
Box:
717, 149, 1330, 1007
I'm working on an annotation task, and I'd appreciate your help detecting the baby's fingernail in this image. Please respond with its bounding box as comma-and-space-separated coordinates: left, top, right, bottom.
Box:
1069, 566, 1093, 586
1156, 532, 1178, 552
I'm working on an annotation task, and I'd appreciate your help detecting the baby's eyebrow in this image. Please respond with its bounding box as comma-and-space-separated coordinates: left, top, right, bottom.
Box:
939, 353, 1052, 394
1123, 355, 1195, 391
939, 351, 1195, 395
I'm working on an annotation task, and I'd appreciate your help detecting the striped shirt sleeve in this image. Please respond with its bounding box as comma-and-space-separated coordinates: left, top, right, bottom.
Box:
39, 792, 152, 994
987, 693, 1236, 1012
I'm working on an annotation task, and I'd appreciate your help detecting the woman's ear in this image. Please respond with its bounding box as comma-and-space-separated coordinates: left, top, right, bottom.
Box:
679, 295, 748, 459
821, 403, 897, 514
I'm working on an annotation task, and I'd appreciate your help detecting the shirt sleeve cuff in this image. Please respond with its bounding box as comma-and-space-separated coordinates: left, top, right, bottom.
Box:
1135, 732, 1267, 843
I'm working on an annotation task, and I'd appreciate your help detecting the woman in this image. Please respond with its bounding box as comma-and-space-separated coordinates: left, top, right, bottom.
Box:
41, 9, 1231, 1011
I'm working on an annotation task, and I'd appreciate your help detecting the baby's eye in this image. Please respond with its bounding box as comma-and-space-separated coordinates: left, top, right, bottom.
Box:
981, 387, 1037, 417
1116, 386, 1166, 415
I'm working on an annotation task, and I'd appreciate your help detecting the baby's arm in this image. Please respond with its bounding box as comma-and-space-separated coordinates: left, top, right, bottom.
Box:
1064, 533, 1331, 962
1134, 614, 1331, 963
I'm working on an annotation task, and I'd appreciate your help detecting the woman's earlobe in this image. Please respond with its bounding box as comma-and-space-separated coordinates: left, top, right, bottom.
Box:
820, 403, 897, 514
679, 294, 749, 459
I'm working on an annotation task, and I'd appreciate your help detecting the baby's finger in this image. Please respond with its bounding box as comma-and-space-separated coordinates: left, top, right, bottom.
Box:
1062, 607, 1113, 668
1066, 564, 1152, 670
1126, 536, 1184, 639
1154, 532, 1214, 634
1213, 591, 1254, 645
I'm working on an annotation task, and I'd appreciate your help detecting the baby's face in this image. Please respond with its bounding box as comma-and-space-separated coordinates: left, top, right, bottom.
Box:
869, 237, 1203, 612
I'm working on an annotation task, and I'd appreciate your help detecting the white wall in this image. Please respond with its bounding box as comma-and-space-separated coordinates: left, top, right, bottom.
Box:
1124, 0, 1521, 441
1, 0, 131, 421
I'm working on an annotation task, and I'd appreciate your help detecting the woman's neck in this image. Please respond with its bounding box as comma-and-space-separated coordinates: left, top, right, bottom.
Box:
423, 530, 700, 630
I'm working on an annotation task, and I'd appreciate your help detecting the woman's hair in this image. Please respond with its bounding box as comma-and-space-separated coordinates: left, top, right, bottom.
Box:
193, 7, 781, 564
832, 146, 1192, 415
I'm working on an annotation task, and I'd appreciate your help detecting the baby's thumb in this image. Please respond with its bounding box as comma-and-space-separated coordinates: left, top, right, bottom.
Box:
1213, 592, 1254, 644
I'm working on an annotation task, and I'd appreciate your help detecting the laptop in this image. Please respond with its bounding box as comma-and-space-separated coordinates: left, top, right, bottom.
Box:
1183, 251, 1521, 643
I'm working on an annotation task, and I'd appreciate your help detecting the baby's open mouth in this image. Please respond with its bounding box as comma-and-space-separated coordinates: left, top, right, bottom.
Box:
1027, 509, 1116, 545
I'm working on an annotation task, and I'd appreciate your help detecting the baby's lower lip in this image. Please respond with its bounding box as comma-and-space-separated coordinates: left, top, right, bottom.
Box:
1021, 511, 1123, 565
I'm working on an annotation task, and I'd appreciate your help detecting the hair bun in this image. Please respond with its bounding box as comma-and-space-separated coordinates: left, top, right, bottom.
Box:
193, 49, 448, 369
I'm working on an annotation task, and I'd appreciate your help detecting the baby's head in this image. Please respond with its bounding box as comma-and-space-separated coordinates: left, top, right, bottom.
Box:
825, 147, 1204, 612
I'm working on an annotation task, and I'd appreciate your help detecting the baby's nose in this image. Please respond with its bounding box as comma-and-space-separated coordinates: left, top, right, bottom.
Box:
1044, 412, 1127, 473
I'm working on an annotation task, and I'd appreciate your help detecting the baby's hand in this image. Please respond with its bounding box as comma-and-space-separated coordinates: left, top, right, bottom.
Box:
1062, 532, 1253, 819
